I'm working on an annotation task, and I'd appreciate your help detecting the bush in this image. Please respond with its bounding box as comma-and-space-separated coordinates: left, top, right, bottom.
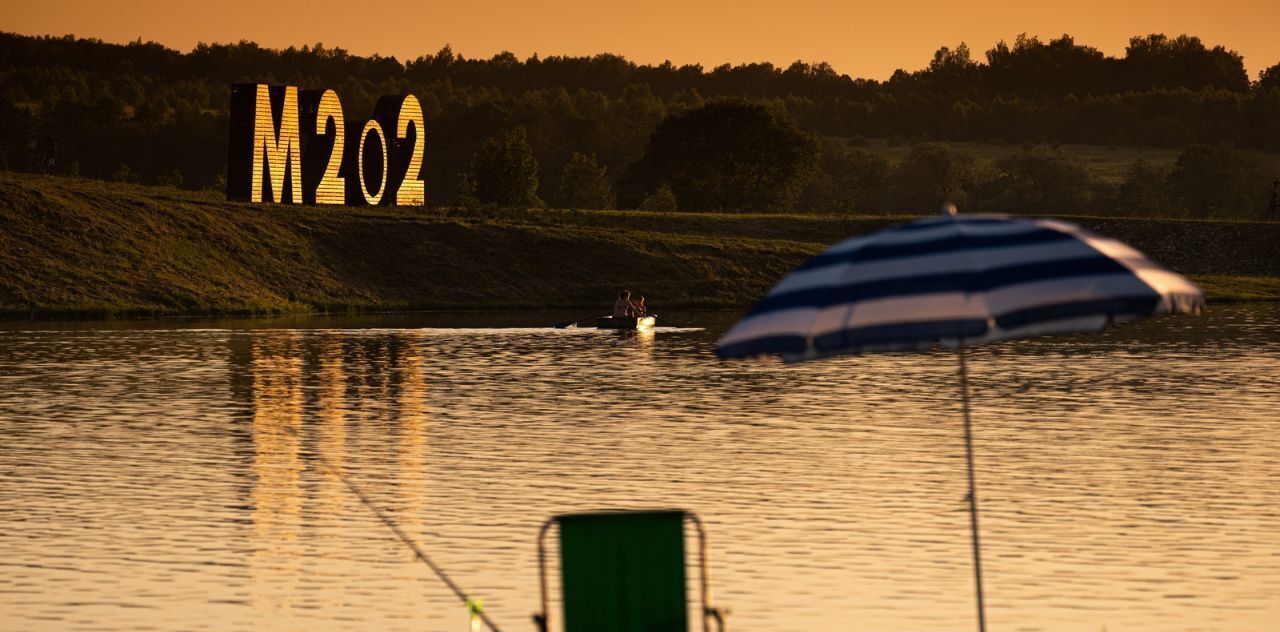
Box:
112, 163, 138, 183
638, 183, 677, 212
157, 169, 184, 188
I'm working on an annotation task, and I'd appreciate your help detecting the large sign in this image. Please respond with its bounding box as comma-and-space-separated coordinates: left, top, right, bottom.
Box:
227, 84, 425, 206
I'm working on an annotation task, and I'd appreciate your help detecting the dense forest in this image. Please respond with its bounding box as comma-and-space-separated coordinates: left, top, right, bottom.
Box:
1, 31, 1278, 217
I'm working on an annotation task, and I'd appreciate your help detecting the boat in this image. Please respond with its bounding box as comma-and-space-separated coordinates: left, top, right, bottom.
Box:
595, 315, 657, 330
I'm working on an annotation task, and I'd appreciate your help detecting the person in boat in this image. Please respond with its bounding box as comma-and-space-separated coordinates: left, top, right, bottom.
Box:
632, 296, 647, 316
613, 290, 635, 318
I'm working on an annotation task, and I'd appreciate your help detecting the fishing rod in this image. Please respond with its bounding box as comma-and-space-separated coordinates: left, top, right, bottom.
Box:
286, 426, 504, 632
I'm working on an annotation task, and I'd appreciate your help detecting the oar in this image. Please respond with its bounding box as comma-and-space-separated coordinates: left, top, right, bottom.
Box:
554, 315, 601, 329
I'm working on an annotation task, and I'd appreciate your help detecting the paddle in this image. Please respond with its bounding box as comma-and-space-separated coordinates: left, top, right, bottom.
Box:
554, 315, 601, 329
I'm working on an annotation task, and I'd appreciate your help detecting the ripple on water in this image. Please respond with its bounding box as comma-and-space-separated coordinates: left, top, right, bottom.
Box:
1, 306, 1278, 631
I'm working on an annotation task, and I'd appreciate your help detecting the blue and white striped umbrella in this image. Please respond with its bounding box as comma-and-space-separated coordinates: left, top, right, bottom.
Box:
717, 212, 1203, 361
715, 210, 1203, 632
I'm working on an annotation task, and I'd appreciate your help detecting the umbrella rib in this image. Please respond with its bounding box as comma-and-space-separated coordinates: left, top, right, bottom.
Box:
812, 225, 899, 354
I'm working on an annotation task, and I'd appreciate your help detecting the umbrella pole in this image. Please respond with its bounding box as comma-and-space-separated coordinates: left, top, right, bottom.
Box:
958, 342, 987, 632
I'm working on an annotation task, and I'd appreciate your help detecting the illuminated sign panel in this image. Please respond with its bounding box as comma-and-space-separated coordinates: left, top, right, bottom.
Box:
227, 84, 425, 206
300, 89, 346, 205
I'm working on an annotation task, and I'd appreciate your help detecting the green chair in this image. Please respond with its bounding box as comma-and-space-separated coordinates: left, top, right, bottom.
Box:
533, 509, 727, 632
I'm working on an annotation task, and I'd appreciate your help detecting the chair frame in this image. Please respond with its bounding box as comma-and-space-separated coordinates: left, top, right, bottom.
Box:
533, 510, 725, 632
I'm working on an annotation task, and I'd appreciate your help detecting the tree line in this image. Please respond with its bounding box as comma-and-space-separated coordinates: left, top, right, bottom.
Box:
1, 31, 1277, 218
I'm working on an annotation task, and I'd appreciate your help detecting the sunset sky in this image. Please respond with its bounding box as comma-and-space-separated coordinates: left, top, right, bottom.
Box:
4, 0, 1279, 80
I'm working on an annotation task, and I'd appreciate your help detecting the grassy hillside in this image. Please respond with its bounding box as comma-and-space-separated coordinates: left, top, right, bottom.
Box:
843, 139, 1280, 184
1, 174, 1277, 318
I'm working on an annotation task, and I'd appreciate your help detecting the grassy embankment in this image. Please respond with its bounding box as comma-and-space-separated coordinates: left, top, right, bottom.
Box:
848, 139, 1280, 185
1, 173, 1277, 319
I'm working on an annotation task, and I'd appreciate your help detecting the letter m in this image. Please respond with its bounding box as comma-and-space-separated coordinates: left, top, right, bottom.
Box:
226, 84, 302, 203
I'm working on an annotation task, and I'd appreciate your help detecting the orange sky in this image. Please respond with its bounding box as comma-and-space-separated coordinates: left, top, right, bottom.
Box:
3, 0, 1278, 80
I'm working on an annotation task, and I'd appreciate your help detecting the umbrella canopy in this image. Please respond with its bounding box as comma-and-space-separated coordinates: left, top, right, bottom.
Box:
715, 211, 1203, 632
716, 213, 1203, 361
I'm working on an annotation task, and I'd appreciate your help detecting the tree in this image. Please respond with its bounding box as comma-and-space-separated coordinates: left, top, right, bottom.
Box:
920, 42, 979, 93
471, 127, 542, 207
1167, 145, 1270, 218
623, 101, 817, 212
983, 34, 1110, 99
557, 152, 613, 209
1259, 63, 1280, 92
892, 143, 980, 211
989, 146, 1097, 212
1115, 159, 1171, 216
797, 144, 892, 214
1124, 34, 1249, 92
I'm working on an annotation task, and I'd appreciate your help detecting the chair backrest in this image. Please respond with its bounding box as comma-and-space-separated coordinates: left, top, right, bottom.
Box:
557, 510, 688, 632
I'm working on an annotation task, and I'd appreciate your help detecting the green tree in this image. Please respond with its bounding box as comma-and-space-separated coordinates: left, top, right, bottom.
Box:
797, 144, 892, 214
456, 172, 480, 208
1167, 145, 1269, 218
920, 42, 979, 94
1258, 63, 1280, 92
990, 146, 1096, 212
557, 152, 613, 209
983, 34, 1107, 99
1124, 34, 1249, 92
1262, 88, 1280, 152
624, 101, 817, 212
1115, 159, 1171, 216
892, 143, 980, 211
471, 127, 542, 208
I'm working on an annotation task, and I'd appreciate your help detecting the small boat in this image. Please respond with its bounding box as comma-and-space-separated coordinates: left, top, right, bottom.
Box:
595, 316, 657, 330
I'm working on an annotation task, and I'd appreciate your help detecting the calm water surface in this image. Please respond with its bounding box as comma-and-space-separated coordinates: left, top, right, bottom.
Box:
1, 307, 1278, 631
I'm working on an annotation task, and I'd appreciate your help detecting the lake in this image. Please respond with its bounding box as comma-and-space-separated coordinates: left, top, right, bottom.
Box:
1, 306, 1277, 631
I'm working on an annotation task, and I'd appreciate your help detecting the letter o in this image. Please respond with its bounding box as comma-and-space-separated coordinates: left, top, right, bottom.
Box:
358, 120, 388, 205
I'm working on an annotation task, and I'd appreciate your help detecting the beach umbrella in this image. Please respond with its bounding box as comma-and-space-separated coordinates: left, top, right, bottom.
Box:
715, 208, 1203, 632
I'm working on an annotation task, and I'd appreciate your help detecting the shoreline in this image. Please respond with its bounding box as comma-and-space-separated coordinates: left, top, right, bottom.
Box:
2, 288, 1278, 323
3, 173, 1278, 322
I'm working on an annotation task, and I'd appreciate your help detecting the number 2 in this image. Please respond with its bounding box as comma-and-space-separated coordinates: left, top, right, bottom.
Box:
314, 89, 345, 205
395, 95, 425, 206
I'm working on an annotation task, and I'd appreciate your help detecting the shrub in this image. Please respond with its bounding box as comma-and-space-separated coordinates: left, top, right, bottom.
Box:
638, 183, 677, 212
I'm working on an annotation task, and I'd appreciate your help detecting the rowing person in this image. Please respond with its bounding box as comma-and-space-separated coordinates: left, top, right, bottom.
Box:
632, 295, 647, 316
613, 290, 635, 317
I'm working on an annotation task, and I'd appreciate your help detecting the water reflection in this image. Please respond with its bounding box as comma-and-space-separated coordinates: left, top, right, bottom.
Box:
232, 332, 440, 628
0, 309, 1277, 632
248, 334, 305, 619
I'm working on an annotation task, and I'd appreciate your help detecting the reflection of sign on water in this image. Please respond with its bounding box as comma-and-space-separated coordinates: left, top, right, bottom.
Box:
234, 334, 431, 622
248, 334, 305, 618
227, 84, 425, 207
